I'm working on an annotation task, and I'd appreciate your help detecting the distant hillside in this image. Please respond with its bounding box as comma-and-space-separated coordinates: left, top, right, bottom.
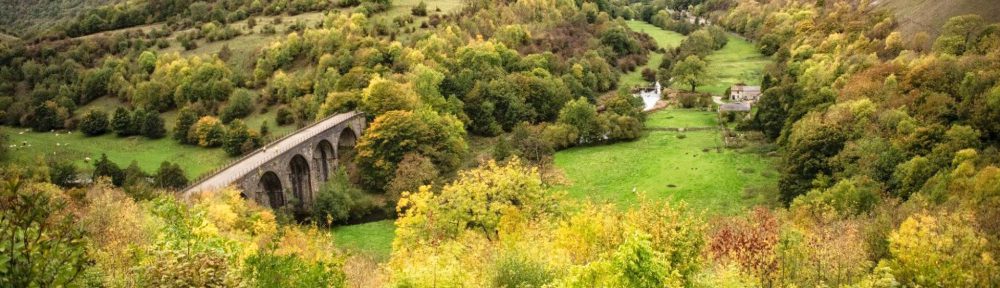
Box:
875, 0, 1000, 37
0, 0, 121, 37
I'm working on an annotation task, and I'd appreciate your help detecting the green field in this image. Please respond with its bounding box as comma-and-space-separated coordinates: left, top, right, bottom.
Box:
645, 108, 718, 128
693, 34, 770, 95
554, 109, 776, 215
620, 20, 686, 88
1, 127, 232, 179
332, 220, 396, 260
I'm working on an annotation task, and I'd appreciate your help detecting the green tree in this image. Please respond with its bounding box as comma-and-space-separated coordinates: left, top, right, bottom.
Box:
173, 108, 199, 144
79, 110, 110, 136
30, 101, 61, 132
356, 109, 467, 191
385, 153, 439, 201
154, 161, 189, 190
933, 14, 986, 55
111, 107, 135, 136
557, 97, 599, 144
220, 89, 255, 124
93, 153, 124, 186
312, 167, 375, 225
779, 117, 846, 203
47, 159, 78, 188
223, 120, 252, 156
672, 55, 708, 92
138, 50, 157, 73
141, 111, 166, 139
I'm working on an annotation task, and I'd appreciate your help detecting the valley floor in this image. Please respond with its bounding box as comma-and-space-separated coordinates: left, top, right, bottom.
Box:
554, 109, 778, 215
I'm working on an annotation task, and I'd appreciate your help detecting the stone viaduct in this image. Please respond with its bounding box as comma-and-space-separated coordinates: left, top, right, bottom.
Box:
183, 111, 366, 210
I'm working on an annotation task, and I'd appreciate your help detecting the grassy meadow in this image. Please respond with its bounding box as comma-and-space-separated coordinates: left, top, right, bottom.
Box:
645, 108, 719, 128
1, 126, 232, 179
694, 34, 770, 95
332, 220, 396, 260
554, 109, 777, 215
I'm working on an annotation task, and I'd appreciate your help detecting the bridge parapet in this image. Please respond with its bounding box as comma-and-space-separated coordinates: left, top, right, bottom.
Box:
183, 111, 366, 210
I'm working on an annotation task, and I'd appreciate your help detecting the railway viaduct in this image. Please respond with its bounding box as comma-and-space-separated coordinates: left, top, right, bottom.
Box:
183, 111, 366, 210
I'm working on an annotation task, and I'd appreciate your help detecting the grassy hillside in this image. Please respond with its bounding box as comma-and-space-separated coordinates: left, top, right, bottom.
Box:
620, 20, 686, 88
0, 0, 121, 36
876, 0, 1000, 37
696, 34, 768, 95
1, 126, 232, 179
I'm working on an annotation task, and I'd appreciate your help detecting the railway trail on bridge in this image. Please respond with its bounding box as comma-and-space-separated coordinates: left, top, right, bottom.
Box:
184, 111, 363, 196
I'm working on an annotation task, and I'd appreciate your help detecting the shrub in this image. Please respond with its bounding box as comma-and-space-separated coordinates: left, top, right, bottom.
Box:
79, 110, 110, 136
93, 153, 124, 186
312, 168, 376, 225
223, 120, 260, 156
491, 252, 554, 288
48, 159, 78, 188
411, 1, 428, 16
276, 107, 295, 126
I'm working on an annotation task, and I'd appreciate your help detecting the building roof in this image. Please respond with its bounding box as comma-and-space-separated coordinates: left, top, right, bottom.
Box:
731, 85, 761, 94
719, 103, 751, 112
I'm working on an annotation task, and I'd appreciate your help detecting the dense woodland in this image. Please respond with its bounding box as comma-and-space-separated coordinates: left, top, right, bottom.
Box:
2, 0, 1000, 286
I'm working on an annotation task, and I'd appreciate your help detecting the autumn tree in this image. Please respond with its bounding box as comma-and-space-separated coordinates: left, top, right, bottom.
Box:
360, 77, 419, 117
356, 109, 467, 191
0, 178, 90, 287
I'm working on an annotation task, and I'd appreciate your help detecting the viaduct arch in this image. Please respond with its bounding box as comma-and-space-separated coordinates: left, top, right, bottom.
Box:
184, 111, 366, 211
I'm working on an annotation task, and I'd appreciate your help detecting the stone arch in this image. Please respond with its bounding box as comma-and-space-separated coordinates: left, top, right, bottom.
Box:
337, 127, 358, 167
289, 154, 312, 208
315, 140, 335, 182
259, 171, 284, 209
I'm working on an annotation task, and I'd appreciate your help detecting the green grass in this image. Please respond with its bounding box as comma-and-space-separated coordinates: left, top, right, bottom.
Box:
645, 109, 718, 128
621, 20, 686, 88
553, 109, 777, 215
626, 20, 686, 49
332, 220, 396, 260
673, 34, 769, 95
1, 127, 232, 179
